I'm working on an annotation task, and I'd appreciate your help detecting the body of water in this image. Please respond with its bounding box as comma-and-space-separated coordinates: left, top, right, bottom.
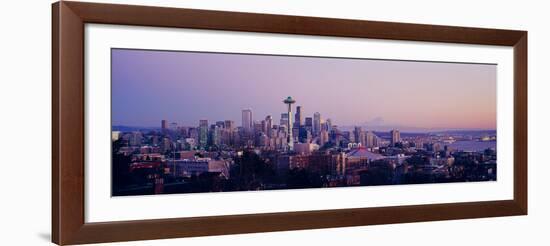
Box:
447, 140, 496, 152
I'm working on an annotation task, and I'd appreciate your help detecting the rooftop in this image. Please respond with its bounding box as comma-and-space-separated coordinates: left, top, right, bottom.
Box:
347, 147, 384, 160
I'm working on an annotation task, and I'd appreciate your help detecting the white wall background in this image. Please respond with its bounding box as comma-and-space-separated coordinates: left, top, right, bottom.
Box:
0, 0, 548, 245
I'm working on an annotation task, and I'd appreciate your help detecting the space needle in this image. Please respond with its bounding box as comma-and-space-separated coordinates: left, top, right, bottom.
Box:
283, 96, 296, 151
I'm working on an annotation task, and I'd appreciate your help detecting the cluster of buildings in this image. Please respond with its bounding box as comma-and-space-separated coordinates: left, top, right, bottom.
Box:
112, 97, 497, 195
114, 97, 389, 153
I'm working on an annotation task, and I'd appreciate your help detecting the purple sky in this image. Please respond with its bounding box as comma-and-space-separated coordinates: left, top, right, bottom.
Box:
112, 48, 496, 130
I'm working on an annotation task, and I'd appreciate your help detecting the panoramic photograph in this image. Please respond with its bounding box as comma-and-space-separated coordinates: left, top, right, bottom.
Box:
111, 48, 497, 196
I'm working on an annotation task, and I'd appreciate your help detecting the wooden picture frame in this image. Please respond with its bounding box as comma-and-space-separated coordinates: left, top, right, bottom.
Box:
52, 1, 527, 245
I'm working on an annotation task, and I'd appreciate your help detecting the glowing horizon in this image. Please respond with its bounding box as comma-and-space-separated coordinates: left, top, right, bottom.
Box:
112, 48, 496, 131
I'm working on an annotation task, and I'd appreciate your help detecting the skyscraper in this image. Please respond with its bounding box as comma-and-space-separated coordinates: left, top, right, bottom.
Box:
354, 126, 366, 146
223, 120, 235, 146
242, 109, 253, 131
280, 113, 289, 127
209, 125, 221, 146
313, 112, 321, 136
224, 120, 235, 130
215, 121, 225, 129
283, 96, 296, 151
199, 120, 208, 148
390, 129, 401, 146
319, 129, 329, 146
265, 115, 273, 137
305, 117, 313, 128
353, 126, 362, 143
299, 120, 311, 143
161, 120, 168, 133
366, 131, 377, 148
294, 106, 302, 128
348, 130, 356, 143
325, 118, 332, 132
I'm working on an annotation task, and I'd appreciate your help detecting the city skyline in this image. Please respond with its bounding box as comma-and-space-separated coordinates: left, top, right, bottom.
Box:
112, 48, 497, 130
111, 48, 498, 196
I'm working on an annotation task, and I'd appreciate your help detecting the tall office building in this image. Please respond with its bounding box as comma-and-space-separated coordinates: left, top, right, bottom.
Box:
209, 125, 221, 146
325, 118, 332, 132
242, 109, 253, 131
222, 120, 235, 146
305, 117, 313, 128
313, 112, 321, 136
224, 120, 235, 130
354, 126, 366, 146
294, 106, 303, 128
189, 127, 199, 145
390, 129, 401, 146
215, 121, 225, 129
199, 120, 209, 148
283, 96, 296, 151
161, 120, 168, 133
353, 126, 362, 144
253, 121, 263, 136
300, 118, 312, 143
319, 129, 329, 146
265, 115, 273, 137
366, 131, 377, 148
280, 113, 289, 127
348, 130, 356, 143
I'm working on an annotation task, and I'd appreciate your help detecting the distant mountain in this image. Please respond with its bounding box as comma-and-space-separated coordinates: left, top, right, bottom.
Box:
373, 131, 428, 138
339, 117, 495, 134
339, 117, 431, 132
340, 124, 496, 134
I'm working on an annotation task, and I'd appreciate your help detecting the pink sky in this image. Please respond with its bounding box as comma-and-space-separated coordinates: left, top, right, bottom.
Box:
112, 49, 496, 130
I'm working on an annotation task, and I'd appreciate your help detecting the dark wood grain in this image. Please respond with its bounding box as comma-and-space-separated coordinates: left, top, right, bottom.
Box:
52, 2, 85, 244
69, 200, 523, 245
63, 1, 525, 46
513, 34, 528, 213
51, 3, 59, 243
52, 1, 528, 245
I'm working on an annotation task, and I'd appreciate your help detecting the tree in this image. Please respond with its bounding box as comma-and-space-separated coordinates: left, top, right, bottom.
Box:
112, 139, 133, 195
286, 168, 323, 189
230, 151, 276, 190
406, 155, 429, 166
359, 160, 394, 185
